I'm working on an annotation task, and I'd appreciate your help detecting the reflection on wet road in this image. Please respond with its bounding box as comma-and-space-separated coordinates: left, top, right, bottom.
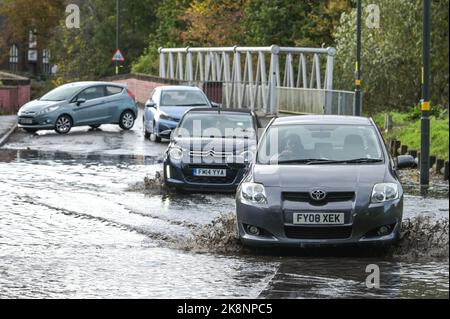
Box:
0, 122, 448, 299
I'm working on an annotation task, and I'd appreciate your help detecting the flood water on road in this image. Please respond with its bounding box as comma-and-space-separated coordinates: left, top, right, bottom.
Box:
0, 121, 448, 298
0, 149, 447, 299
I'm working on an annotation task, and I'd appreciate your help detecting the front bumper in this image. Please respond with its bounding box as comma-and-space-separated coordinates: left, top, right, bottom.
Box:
18, 115, 56, 129
236, 193, 403, 247
156, 119, 179, 138
164, 159, 247, 192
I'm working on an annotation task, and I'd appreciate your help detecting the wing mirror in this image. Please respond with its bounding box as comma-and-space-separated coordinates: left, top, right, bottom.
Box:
210, 101, 221, 108
146, 101, 156, 108
396, 155, 416, 170
76, 98, 86, 106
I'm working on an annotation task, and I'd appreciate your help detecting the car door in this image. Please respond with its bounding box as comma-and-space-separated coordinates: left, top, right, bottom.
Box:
73, 85, 108, 125
104, 85, 125, 122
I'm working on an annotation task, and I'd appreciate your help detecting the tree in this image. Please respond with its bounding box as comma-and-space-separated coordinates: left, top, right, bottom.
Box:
243, 0, 351, 47
132, 0, 191, 74
179, 0, 246, 46
0, 0, 65, 65
333, 0, 449, 113
50, 0, 161, 81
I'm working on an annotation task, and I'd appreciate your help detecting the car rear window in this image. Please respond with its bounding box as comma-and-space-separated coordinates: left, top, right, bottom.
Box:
106, 86, 123, 96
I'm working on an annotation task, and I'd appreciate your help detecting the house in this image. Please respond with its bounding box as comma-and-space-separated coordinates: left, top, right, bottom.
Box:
0, 15, 52, 77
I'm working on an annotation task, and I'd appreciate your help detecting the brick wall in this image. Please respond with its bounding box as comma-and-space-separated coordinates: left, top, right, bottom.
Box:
105, 73, 182, 105
0, 84, 31, 114
112, 78, 165, 105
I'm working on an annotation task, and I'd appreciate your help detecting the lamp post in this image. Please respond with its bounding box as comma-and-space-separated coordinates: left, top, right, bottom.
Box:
115, 0, 120, 75
354, 0, 363, 116
420, 0, 431, 195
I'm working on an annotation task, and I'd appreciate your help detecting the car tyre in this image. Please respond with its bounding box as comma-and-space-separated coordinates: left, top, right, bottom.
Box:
143, 120, 151, 139
119, 110, 135, 130
89, 124, 101, 130
151, 121, 162, 143
54, 115, 73, 134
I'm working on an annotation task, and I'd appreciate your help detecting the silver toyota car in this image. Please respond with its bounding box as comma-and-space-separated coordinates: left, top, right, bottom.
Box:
18, 82, 137, 134
236, 115, 415, 248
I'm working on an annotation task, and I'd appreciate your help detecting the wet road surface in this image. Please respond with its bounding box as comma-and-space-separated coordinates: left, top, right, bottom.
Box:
0, 114, 448, 298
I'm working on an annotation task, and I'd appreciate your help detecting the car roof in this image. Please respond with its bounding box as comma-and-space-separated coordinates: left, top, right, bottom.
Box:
271, 115, 373, 126
60, 81, 126, 88
185, 108, 255, 115
156, 85, 202, 91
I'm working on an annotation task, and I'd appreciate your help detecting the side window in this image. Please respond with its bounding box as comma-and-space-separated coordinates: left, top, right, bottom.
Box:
106, 86, 123, 96
78, 86, 105, 101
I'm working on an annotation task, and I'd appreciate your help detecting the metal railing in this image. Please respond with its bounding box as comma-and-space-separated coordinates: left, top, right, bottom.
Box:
159, 46, 357, 116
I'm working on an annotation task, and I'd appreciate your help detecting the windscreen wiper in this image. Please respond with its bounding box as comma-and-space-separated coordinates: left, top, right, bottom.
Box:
307, 158, 383, 165
277, 159, 333, 164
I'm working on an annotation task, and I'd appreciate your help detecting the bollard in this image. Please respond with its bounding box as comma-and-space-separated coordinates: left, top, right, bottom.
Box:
435, 159, 444, 174
392, 140, 402, 157
409, 149, 418, 158
394, 141, 401, 157
443, 161, 449, 180
429, 155, 437, 168
400, 145, 408, 155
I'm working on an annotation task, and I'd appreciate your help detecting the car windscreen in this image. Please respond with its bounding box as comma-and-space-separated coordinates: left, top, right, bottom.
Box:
257, 124, 384, 164
160, 90, 209, 107
177, 113, 255, 138
40, 85, 83, 101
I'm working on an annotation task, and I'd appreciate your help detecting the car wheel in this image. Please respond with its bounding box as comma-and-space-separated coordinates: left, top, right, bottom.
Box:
24, 128, 38, 134
119, 110, 135, 130
89, 124, 101, 130
143, 120, 150, 139
151, 121, 162, 143
54, 115, 72, 134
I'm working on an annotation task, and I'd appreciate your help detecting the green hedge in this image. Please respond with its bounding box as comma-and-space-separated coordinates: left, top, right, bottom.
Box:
373, 108, 449, 159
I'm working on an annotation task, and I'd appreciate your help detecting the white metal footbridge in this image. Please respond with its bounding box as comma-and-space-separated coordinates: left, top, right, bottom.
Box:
158, 45, 355, 115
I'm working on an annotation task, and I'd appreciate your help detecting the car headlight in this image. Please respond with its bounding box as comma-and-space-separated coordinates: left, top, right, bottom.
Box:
37, 105, 60, 116
240, 182, 268, 206
168, 147, 184, 161
371, 183, 399, 203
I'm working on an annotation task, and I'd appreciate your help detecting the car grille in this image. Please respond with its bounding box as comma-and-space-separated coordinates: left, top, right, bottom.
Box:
284, 226, 352, 240
282, 192, 355, 204
182, 164, 242, 184
189, 150, 234, 159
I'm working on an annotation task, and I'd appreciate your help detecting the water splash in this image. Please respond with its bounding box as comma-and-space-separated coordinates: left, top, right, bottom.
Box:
126, 171, 168, 195
393, 216, 449, 259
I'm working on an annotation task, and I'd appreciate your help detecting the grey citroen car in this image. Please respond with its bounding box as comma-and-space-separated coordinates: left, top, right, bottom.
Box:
164, 108, 260, 192
18, 82, 137, 134
236, 115, 415, 248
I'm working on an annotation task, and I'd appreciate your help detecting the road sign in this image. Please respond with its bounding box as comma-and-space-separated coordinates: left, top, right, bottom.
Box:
112, 49, 125, 62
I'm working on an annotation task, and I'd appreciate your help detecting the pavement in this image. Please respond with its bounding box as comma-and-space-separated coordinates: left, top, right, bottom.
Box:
0, 115, 17, 147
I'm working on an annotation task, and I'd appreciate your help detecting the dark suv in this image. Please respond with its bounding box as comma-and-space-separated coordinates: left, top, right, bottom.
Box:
164, 108, 261, 192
